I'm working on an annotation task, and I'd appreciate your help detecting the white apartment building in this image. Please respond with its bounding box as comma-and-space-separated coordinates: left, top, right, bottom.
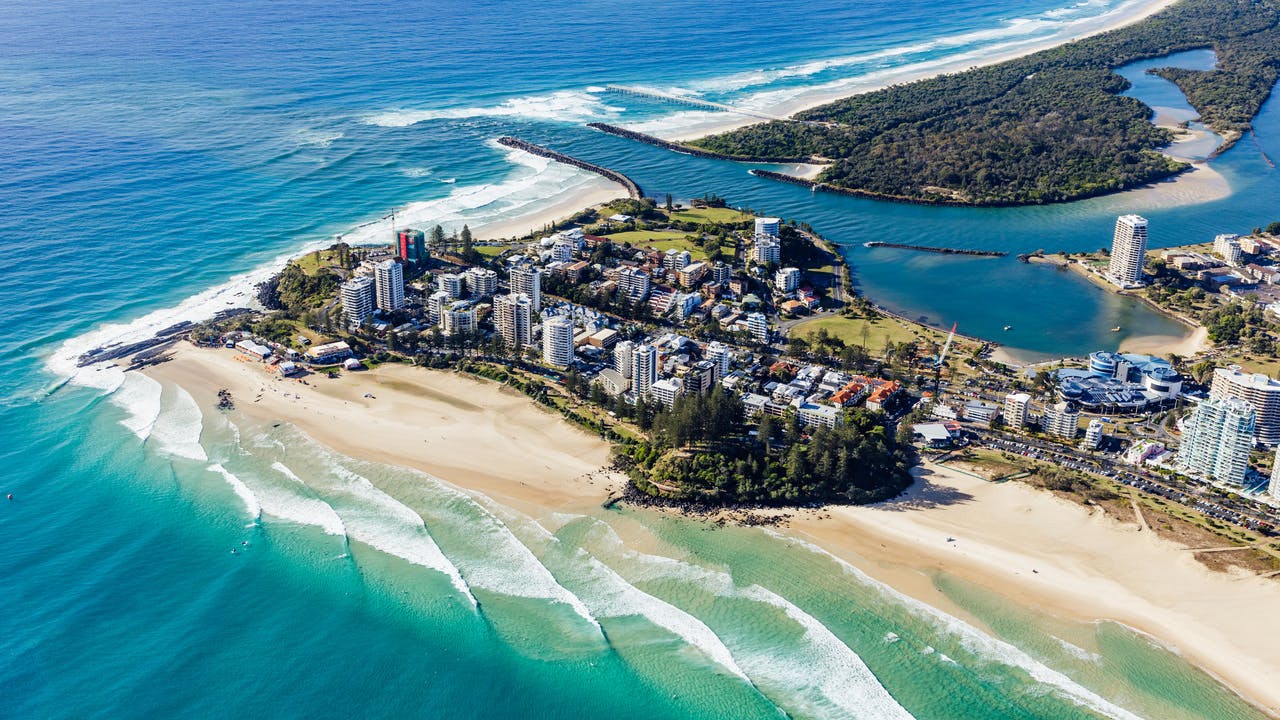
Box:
1214, 233, 1243, 267
551, 237, 575, 263
374, 259, 405, 312
541, 314, 574, 368
747, 312, 768, 343
775, 267, 801, 293
755, 217, 780, 237
753, 236, 781, 265
438, 272, 464, 299
465, 267, 498, 298
663, 249, 691, 272
618, 267, 651, 302
1177, 397, 1256, 486
1083, 418, 1105, 449
651, 377, 684, 409
631, 344, 657, 398
492, 293, 532, 349
705, 340, 731, 380
428, 290, 449, 326
1210, 366, 1280, 446
1270, 447, 1280, 500
339, 275, 375, 328
441, 301, 475, 336
1042, 401, 1080, 439
1004, 392, 1031, 429
1107, 214, 1149, 287
509, 265, 542, 312
614, 339, 635, 379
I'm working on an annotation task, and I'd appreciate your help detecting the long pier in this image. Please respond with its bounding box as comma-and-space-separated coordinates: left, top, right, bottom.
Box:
587, 123, 814, 164
602, 85, 787, 122
496, 137, 642, 199
863, 241, 1006, 257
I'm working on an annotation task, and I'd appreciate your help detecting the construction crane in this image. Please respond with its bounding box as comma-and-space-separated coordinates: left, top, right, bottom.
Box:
933, 322, 957, 396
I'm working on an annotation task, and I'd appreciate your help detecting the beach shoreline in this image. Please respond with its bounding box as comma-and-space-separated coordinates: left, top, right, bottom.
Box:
472, 179, 627, 241
657, 0, 1181, 142
143, 343, 1280, 717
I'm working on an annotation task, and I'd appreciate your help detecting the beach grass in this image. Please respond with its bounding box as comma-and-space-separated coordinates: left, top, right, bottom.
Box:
794, 314, 944, 348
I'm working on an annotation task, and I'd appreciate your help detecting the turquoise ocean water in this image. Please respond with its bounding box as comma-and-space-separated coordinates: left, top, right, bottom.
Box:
2, 1, 1278, 717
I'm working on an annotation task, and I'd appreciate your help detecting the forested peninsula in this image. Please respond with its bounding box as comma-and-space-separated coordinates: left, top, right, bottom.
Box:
687, 0, 1280, 206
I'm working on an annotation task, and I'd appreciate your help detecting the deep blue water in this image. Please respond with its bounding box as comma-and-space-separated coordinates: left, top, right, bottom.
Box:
2, 0, 1277, 717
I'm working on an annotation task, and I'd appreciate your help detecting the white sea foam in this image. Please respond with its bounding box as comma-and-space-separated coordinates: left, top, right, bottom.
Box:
583, 522, 913, 719
206, 463, 262, 519
294, 128, 344, 148
263, 462, 348, 536
323, 464, 474, 605
148, 385, 208, 461
1052, 636, 1104, 664
572, 548, 749, 681
405, 478, 598, 629
401, 166, 433, 178
363, 90, 624, 127
111, 372, 164, 440
767, 532, 1145, 720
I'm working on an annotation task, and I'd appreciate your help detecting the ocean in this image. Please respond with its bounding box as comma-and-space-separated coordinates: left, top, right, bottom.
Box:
2, 0, 1277, 717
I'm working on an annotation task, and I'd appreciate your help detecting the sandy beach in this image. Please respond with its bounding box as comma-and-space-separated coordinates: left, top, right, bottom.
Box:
1119, 324, 1209, 357
473, 179, 627, 241
144, 345, 618, 516
789, 461, 1280, 717
656, 0, 1181, 142
144, 343, 1279, 715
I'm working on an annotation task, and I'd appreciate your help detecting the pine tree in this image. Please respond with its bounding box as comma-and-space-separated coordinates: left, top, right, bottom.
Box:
430, 225, 445, 245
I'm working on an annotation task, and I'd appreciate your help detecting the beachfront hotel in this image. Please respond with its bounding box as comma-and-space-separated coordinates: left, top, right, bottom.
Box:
541, 314, 574, 368
1177, 396, 1256, 486
339, 275, 375, 328
493, 293, 532, 349
374, 259, 405, 312
1210, 366, 1280, 446
1003, 392, 1031, 429
1107, 214, 1149, 288
509, 264, 542, 312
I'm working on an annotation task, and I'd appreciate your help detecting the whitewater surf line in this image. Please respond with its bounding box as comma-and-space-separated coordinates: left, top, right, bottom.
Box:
496, 137, 642, 199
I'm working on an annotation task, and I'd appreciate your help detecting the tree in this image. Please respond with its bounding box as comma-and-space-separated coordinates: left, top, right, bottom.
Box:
430, 225, 445, 245
665, 193, 673, 211
461, 224, 474, 259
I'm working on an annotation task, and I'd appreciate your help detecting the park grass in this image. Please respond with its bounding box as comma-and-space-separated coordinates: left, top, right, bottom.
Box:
1217, 352, 1280, 378
603, 230, 709, 260
292, 249, 343, 276
794, 314, 944, 349
472, 244, 510, 258
668, 207, 752, 225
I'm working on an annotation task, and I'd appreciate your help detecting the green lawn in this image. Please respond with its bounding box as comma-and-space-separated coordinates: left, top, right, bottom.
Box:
668, 207, 752, 225
794, 314, 943, 348
603, 230, 709, 260
292, 249, 343, 276
472, 244, 511, 258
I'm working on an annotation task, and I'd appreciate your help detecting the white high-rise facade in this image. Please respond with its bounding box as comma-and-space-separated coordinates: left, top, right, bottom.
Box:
755, 217, 780, 237
374, 259, 405, 312
438, 272, 464, 299
1210, 366, 1280, 446
465, 267, 498, 298
1083, 418, 1105, 449
1042, 401, 1080, 439
441, 301, 475, 336
1270, 447, 1280, 500
1213, 233, 1242, 267
705, 341, 731, 380
1004, 393, 1031, 429
747, 312, 768, 343
493, 293, 532, 350
509, 265, 542, 312
631, 344, 657, 398
618, 267, 650, 302
753, 237, 781, 265
1107, 214, 1148, 287
541, 315, 574, 368
614, 340, 635, 379
1177, 397, 1256, 486
339, 275, 375, 328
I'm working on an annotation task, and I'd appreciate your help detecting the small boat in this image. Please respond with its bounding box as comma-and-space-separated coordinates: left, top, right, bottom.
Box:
1003, 325, 1012, 331
1111, 326, 1122, 332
